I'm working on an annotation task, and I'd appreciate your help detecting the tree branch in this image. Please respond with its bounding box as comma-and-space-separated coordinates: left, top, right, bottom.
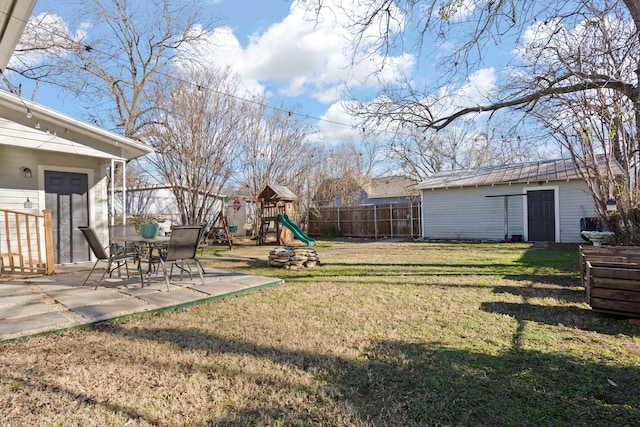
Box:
429, 72, 638, 130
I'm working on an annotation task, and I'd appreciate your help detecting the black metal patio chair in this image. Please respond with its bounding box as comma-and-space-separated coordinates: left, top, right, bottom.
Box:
79, 226, 141, 289
156, 224, 206, 290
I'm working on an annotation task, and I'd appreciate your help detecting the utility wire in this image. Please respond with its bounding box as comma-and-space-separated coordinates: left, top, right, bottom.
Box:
0, 7, 543, 144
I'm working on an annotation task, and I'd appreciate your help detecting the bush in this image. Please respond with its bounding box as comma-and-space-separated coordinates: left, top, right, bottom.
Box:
324, 224, 341, 238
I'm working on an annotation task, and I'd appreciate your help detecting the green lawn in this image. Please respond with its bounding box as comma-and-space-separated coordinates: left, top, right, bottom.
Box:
1, 240, 638, 426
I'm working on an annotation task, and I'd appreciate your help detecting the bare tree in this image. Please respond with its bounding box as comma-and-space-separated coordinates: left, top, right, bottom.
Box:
310, 0, 640, 241
306, 1, 638, 132
233, 103, 313, 205
384, 119, 541, 180
144, 68, 245, 225
12, 0, 214, 138
10, 0, 222, 224
516, 4, 640, 243
309, 143, 374, 207
533, 87, 639, 243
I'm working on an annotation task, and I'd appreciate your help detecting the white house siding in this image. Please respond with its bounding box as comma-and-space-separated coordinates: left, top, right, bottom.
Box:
421, 179, 596, 243
541, 180, 596, 243
0, 146, 105, 217
421, 185, 525, 241
0, 140, 44, 268
93, 171, 109, 243
0, 145, 40, 211
0, 87, 152, 268
0, 145, 108, 263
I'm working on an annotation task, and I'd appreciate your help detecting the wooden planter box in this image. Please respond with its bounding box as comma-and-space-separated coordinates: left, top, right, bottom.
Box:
580, 246, 640, 318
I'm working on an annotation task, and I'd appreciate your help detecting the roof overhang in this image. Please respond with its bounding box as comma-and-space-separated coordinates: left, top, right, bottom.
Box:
0, 0, 153, 161
0, 89, 153, 161
0, 0, 36, 71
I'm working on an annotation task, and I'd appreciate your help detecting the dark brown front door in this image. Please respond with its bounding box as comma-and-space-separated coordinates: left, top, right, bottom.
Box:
44, 171, 89, 263
527, 189, 555, 242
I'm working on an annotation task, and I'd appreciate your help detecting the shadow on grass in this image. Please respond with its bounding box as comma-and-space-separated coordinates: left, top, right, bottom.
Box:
514, 244, 581, 273
492, 283, 585, 304
201, 256, 268, 270
100, 324, 640, 426
480, 301, 638, 336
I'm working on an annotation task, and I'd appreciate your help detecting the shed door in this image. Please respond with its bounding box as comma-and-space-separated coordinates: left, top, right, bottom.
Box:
527, 190, 555, 241
44, 171, 89, 263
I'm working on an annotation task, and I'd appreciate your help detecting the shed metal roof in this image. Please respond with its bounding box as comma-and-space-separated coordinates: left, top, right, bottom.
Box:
415, 157, 624, 190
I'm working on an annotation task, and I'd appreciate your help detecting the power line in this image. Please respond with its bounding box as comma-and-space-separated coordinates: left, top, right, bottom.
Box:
0, 7, 365, 131
0, 6, 547, 145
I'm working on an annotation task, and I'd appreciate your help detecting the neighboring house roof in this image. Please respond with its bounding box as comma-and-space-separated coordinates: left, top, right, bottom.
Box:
365, 175, 419, 199
315, 174, 419, 206
415, 157, 625, 191
0, 89, 153, 160
314, 175, 365, 205
0, 0, 36, 71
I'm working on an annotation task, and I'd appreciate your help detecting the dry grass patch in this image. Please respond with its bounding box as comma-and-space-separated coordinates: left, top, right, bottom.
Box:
1, 240, 639, 426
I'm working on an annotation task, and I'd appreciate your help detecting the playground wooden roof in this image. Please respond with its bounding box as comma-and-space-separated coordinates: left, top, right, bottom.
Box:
259, 185, 298, 201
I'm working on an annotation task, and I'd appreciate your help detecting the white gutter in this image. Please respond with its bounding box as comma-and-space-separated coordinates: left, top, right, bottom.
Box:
0, 0, 37, 71
0, 89, 153, 160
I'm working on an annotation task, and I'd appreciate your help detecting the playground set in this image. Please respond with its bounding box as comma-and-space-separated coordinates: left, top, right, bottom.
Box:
202, 196, 234, 249
256, 185, 315, 246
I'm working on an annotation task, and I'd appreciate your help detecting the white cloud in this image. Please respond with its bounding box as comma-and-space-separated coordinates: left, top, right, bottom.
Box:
317, 101, 361, 144
313, 85, 344, 104
178, 25, 265, 98
433, 67, 497, 119
183, 0, 414, 105
9, 12, 84, 70
454, 67, 496, 106
315, 99, 397, 146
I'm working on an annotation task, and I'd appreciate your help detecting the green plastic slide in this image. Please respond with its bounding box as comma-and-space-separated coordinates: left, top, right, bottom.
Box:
277, 214, 316, 246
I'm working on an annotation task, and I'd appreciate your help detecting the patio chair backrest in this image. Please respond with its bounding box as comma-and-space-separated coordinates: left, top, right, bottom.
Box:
165, 225, 204, 262
109, 224, 138, 242
79, 226, 109, 260
197, 222, 208, 244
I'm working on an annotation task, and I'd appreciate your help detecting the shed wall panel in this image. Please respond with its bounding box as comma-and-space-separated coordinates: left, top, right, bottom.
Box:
422, 186, 525, 241
421, 180, 596, 243
554, 180, 596, 243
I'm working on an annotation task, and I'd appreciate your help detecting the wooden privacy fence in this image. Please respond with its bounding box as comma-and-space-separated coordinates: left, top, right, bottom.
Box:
0, 209, 54, 275
308, 202, 422, 239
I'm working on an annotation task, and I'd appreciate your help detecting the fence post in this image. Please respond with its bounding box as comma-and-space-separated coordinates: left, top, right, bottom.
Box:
43, 209, 55, 275
410, 201, 414, 237
374, 205, 378, 239
418, 201, 423, 238
390, 204, 394, 238
311, 202, 423, 239
337, 207, 340, 235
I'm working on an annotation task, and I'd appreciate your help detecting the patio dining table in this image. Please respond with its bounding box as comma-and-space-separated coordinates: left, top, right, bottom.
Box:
110, 234, 170, 286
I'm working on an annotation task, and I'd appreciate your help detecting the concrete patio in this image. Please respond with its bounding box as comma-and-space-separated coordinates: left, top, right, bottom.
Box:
0, 261, 284, 341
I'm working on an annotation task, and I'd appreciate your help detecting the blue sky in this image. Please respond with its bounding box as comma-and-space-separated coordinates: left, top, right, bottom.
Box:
10, 0, 505, 149
213, 1, 294, 39
10, 0, 381, 143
